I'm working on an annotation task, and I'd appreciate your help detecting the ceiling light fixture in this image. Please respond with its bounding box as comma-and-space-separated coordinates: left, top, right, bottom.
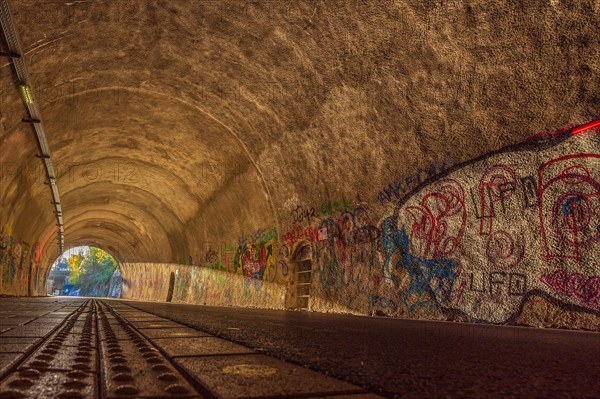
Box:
19, 83, 33, 104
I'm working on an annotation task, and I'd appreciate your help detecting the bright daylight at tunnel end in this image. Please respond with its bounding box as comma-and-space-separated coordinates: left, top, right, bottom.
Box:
0, 1, 599, 398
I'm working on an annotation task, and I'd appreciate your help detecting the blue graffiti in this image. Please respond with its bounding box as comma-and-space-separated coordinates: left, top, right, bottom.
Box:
245, 277, 262, 293
378, 161, 449, 205
561, 196, 582, 216
381, 218, 404, 282
382, 218, 459, 311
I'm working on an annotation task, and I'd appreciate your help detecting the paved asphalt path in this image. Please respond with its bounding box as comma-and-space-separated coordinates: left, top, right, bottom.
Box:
120, 299, 600, 398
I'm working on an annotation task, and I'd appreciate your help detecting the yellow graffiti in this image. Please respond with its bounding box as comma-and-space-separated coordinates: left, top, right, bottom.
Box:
3, 223, 13, 236
262, 238, 276, 281
222, 364, 277, 378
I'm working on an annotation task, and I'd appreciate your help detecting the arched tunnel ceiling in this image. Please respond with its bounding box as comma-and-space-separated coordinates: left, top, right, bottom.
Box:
0, 0, 598, 269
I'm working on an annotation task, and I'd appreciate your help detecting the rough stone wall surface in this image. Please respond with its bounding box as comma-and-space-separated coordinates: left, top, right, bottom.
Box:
120, 262, 286, 309
107, 269, 122, 298
304, 126, 600, 329
0, 225, 47, 296
120, 125, 600, 330
0, 2, 598, 330
120, 226, 286, 307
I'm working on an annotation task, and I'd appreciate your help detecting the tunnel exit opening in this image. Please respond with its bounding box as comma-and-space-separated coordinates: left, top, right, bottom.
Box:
46, 246, 122, 298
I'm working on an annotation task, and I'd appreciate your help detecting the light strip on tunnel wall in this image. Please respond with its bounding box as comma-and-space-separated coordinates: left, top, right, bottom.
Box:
0, 0, 65, 252
571, 118, 600, 136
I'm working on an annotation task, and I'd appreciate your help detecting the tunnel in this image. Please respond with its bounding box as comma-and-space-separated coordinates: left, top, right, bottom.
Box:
0, 1, 599, 398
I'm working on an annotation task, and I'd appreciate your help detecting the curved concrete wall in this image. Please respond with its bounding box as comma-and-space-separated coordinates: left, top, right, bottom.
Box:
118, 124, 600, 330
0, 2, 598, 331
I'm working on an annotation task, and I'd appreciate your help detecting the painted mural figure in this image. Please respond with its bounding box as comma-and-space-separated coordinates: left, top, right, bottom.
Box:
383, 123, 600, 321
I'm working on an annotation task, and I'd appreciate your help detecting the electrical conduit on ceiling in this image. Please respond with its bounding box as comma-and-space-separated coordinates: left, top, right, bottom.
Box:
0, 0, 64, 252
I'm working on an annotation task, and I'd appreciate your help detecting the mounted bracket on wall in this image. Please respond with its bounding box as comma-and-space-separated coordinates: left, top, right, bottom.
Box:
0, 50, 18, 57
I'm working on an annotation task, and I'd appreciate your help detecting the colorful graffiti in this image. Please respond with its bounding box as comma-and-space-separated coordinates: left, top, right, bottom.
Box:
117, 119, 599, 330
538, 154, 600, 263
541, 269, 600, 310
0, 224, 44, 296
311, 206, 380, 309
233, 227, 277, 294
290, 196, 354, 224
381, 223, 459, 311
378, 159, 451, 205
377, 120, 600, 321
121, 227, 289, 307
278, 119, 600, 325
121, 259, 286, 309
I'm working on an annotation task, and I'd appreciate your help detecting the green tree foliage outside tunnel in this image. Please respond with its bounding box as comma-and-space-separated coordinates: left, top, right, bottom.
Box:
67, 247, 118, 297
